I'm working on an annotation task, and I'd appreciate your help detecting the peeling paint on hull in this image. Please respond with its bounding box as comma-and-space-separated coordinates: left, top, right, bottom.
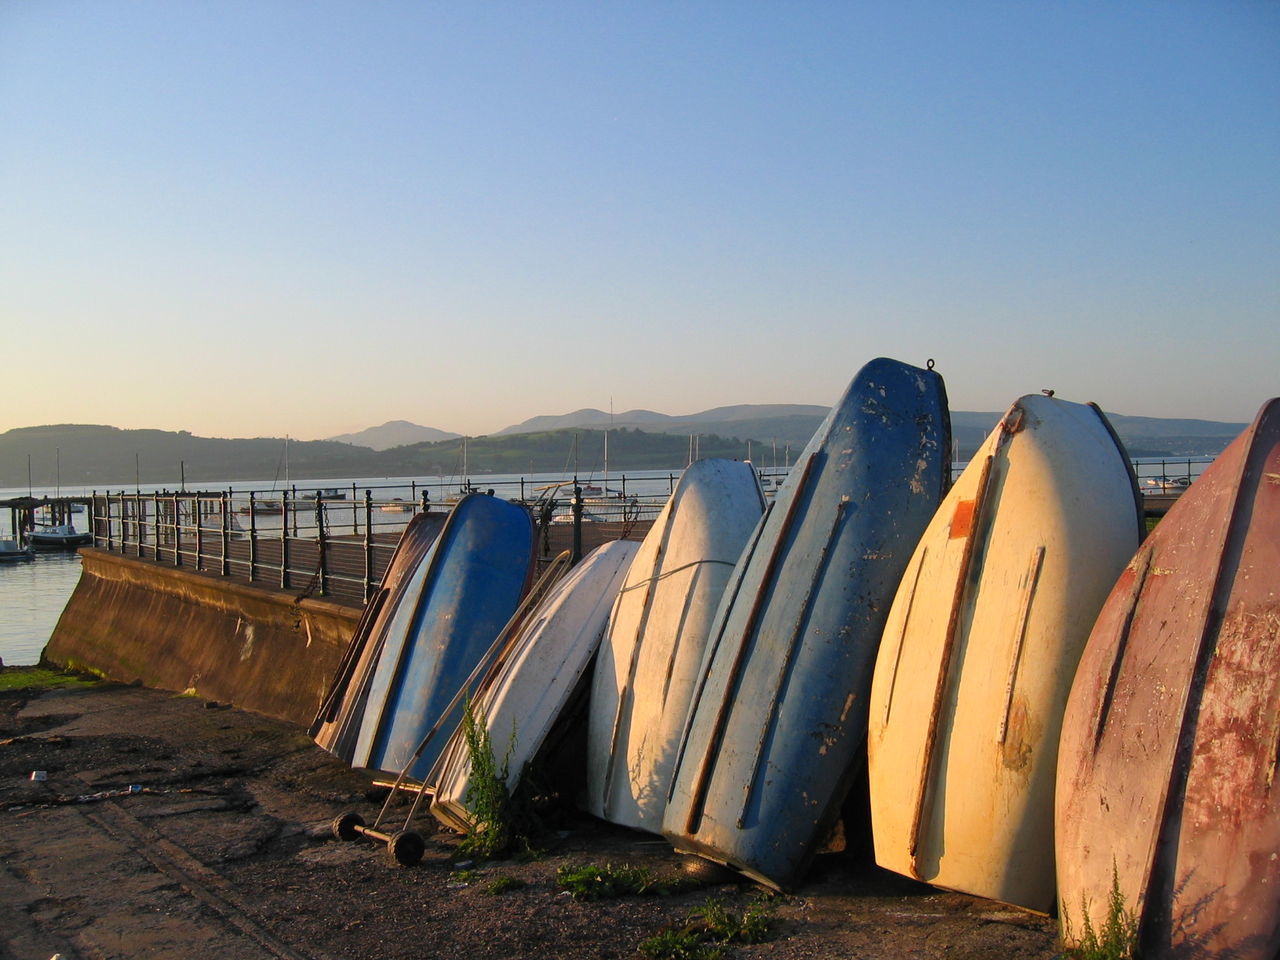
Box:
1056, 398, 1280, 958
662, 357, 951, 890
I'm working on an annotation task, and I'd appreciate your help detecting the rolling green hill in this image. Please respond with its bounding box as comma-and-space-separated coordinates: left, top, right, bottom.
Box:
1, 406, 1249, 490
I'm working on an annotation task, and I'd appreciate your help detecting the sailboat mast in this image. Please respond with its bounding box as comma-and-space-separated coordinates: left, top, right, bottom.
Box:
604, 398, 612, 492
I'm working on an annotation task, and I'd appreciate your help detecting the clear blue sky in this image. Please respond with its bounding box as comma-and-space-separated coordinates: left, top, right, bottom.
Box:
2, 1, 1276, 439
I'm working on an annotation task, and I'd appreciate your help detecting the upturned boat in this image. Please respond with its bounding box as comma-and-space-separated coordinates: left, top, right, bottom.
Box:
311, 494, 535, 780
1056, 397, 1280, 958
662, 357, 951, 889
429, 539, 640, 833
585, 458, 766, 834
867, 394, 1143, 912
311, 510, 446, 752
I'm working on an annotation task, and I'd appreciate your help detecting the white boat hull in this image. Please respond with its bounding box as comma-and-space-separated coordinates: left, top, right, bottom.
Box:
429, 539, 640, 833
584, 459, 765, 834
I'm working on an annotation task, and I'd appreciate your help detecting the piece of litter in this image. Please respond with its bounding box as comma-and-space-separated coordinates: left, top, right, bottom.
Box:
29, 771, 47, 782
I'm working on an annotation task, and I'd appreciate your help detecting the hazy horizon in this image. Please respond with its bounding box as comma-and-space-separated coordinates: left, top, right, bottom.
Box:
3, 3, 1276, 441
0, 398, 1255, 445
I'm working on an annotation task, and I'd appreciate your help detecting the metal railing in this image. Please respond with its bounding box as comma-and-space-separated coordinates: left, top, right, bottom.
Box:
90, 488, 429, 605
1129, 456, 1215, 493
65, 448, 1213, 607
86, 470, 791, 606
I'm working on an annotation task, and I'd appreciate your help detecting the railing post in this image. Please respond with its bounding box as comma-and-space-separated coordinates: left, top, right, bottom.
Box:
280, 491, 290, 589
172, 493, 182, 567
316, 497, 328, 596
363, 489, 374, 603
194, 494, 203, 572
352, 483, 359, 535
248, 493, 258, 582
153, 492, 161, 560
220, 491, 230, 576
98, 492, 110, 550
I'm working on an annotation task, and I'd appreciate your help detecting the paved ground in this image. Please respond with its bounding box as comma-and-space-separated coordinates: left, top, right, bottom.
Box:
0, 678, 1062, 960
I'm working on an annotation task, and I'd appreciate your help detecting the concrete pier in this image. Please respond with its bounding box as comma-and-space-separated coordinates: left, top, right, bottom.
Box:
42, 549, 358, 725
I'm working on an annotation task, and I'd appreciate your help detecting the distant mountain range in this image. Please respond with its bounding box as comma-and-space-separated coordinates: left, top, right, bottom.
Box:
0, 405, 1249, 489
327, 420, 461, 450
494, 404, 833, 451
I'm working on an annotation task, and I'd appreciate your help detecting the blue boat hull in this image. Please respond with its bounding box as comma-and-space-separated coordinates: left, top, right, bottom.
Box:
319, 494, 535, 780
662, 357, 951, 889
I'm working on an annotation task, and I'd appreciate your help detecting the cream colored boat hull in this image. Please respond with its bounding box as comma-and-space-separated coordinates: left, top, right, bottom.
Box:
867, 394, 1142, 912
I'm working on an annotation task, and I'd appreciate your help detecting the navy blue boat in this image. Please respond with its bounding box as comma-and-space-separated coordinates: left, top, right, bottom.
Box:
662, 357, 951, 889
315, 493, 536, 781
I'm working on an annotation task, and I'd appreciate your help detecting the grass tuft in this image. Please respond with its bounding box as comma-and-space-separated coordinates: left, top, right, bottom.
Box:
639, 896, 777, 959
555, 862, 697, 900
485, 875, 527, 895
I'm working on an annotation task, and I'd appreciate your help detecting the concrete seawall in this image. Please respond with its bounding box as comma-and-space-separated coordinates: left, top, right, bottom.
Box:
43, 549, 359, 726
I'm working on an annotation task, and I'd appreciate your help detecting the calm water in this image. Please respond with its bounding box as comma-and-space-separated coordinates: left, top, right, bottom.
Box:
0, 551, 82, 666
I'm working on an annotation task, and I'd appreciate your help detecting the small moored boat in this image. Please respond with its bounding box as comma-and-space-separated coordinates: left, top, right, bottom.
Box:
26, 524, 92, 548
0, 539, 34, 562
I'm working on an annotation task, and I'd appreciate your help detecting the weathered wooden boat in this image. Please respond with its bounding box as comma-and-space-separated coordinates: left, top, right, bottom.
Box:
584, 458, 766, 834
1056, 398, 1280, 958
310, 510, 446, 751
26, 523, 92, 548
867, 394, 1143, 913
662, 357, 951, 889
428, 539, 641, 833
311, 494, 535, 781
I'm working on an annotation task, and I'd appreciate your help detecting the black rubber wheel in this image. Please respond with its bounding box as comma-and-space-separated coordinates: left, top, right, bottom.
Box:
386, 830, 425, 867
331, 811, 365, 842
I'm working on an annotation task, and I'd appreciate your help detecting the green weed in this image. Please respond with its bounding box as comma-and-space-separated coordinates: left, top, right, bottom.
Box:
639, 896, 777, 959
691, 897, 775, 944
485, 875, 527, 895
555, 862, 696, 900
458, 697, 517, 858
639, 927, 726, 960
0, 667, 98, 693
1063, 866, 1139, 960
